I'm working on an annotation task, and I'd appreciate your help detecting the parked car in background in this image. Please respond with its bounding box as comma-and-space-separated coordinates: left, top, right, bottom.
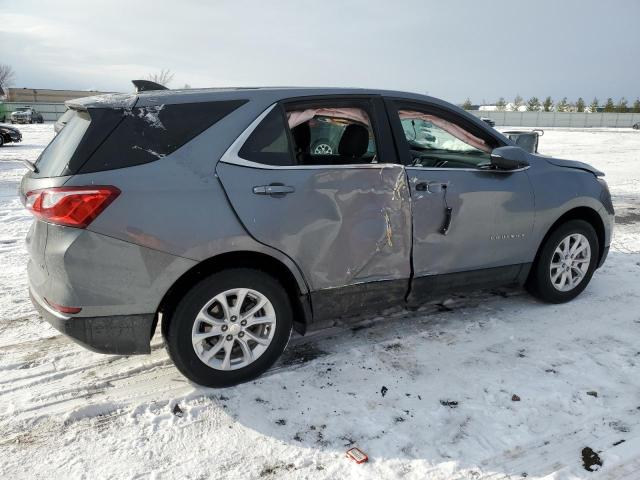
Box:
503, 129, 544, 153
21, 86, 613, 388
54, 109, 74, 134
0, 123, 22, 146
11, 107, 44, 124
481, 117, 496, 127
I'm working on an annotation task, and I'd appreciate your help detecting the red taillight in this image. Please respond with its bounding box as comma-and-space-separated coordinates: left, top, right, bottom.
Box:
25, 186, 120, 228
44, 298, 82, 314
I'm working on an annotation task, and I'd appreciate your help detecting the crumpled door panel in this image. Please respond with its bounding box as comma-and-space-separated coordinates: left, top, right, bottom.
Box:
216, 162, 412, 292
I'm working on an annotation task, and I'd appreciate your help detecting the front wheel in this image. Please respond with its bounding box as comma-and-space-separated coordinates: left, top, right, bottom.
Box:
164, 268, 293, 387
526, 220, 599, 303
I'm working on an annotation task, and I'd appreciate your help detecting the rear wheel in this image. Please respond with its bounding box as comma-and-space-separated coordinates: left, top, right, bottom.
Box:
526, 220, 599, 303
0, 135, 3, 147
164, 268, 293, 387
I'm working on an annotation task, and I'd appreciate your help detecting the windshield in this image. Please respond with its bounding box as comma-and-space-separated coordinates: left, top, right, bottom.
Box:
17, 108, 30, 112
35, 110, 91, 177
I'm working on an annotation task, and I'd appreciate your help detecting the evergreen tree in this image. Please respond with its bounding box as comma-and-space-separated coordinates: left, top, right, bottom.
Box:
589, 97, 599, 113
542, 96, 553, 112
617, 98, 628, 113
526, 96, 540, 111
512, 94, 523, 111
496, 97, 507, 111
576, 97, 586, 112
604, 98, 615, 112
462, 98, 473, 110
633, 98, 640, 113
556, 97, 569, 112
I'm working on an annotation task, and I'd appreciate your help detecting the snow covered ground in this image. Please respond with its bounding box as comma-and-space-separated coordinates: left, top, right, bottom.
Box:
1, 125, 639, 479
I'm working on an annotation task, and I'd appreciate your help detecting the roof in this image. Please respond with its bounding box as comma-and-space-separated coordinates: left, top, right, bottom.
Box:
68, 86, 441, 110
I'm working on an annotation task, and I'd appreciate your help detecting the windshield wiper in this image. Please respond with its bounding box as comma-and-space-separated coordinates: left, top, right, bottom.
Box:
22, 159, 39, 173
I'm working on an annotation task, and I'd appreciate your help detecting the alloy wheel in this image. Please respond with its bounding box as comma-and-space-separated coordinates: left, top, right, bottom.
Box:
313, 143, 333, 155
549, 233, 591, 292
191, 288, 276, 370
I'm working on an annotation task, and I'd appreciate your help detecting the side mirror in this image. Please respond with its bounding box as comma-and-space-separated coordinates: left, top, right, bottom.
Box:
490, 146, 530, 170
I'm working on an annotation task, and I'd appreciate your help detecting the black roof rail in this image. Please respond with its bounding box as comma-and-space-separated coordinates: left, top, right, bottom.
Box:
132, 80, 168, 92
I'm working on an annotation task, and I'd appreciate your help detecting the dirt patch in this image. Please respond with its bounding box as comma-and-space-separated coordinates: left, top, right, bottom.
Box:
615, 211, 640, 225
279, 343, 328, 367
581, 447, 602, 472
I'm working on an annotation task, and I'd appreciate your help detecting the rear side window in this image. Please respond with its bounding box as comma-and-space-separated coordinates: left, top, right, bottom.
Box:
79, 100, 247, 174
238, 107, 294, 166
35, 110, 91, 177
34, 100, 247, 177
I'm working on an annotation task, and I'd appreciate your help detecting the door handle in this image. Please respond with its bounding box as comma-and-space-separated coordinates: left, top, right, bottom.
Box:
252, 184, 295, 196
415, 181, 446, 194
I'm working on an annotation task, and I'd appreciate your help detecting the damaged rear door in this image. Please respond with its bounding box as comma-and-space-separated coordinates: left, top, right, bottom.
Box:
216, 96, 412, 320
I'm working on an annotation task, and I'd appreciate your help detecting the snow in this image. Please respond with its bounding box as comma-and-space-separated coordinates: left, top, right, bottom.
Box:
1, 124, 640, 479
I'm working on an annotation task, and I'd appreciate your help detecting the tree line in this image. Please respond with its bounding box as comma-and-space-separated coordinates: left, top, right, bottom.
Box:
462, 95, 640, 113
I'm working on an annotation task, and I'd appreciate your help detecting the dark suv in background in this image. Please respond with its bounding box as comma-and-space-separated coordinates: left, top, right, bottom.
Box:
21, 86, 613, 387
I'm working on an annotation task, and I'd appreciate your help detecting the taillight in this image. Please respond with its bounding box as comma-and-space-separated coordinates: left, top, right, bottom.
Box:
25, 186, 120, 228
45, 298, 82, 314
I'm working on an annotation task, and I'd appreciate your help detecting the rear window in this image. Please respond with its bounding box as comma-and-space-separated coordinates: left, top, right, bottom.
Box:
35, 110, 91, 177
34, 100, 247, 177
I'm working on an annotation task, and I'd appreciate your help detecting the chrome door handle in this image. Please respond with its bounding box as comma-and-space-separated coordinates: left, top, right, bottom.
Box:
415, 181, 446, 194
252, 184, 295, 196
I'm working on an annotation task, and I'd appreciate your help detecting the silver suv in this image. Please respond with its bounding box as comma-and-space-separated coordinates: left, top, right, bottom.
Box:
11, 106, 44, 124
21, 87, 614, 387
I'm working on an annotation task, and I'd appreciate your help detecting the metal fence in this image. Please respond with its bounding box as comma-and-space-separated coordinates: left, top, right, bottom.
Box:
469, 110, 640, 128
1, 102, 68, 122
3, 101, 640, 127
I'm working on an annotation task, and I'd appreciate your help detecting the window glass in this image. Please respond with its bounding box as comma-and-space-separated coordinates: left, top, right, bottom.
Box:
286, 107, 377, 165
35, 110, 91, 177
398, 110, 491, 169
238, 107, 294, 166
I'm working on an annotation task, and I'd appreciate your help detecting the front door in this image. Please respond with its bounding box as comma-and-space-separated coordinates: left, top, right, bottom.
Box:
216, 98, 412, 320
385, 99, 535, 300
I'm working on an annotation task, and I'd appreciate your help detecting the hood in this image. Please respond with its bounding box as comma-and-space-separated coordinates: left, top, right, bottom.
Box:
541, 156, 604, 177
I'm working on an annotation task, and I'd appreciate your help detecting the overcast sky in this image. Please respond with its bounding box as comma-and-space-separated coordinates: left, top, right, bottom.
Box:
1, 0, 638, 103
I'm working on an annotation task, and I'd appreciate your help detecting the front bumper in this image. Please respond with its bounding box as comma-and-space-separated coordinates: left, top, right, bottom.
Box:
7, 132, 22, 142
29, 287, 154, 355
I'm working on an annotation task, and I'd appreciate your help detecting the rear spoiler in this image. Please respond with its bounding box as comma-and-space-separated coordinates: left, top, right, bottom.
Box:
132, 80, 168, 92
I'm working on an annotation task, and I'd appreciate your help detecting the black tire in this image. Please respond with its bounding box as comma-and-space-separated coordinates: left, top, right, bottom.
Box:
164, 268, 293, 387
0, 135, 3, 147
526, 219, 599, 303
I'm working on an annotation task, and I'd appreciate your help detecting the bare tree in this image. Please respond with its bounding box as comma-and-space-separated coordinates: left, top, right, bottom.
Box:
146, 69, 174, 87
0, 64, 16, 91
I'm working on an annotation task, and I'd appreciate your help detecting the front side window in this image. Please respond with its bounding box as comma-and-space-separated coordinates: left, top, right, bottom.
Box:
398, 109, 491, 169
286, 107, 377, 165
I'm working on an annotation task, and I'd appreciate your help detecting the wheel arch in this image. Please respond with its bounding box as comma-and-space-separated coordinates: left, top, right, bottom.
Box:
531, 206, 606, 273
155, 250, 312, 340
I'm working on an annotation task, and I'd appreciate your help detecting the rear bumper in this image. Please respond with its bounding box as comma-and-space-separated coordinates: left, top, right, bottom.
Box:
30, 287, 154, 355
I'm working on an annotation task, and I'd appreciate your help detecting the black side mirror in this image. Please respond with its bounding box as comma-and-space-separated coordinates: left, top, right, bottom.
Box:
490, 146, 530, 170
